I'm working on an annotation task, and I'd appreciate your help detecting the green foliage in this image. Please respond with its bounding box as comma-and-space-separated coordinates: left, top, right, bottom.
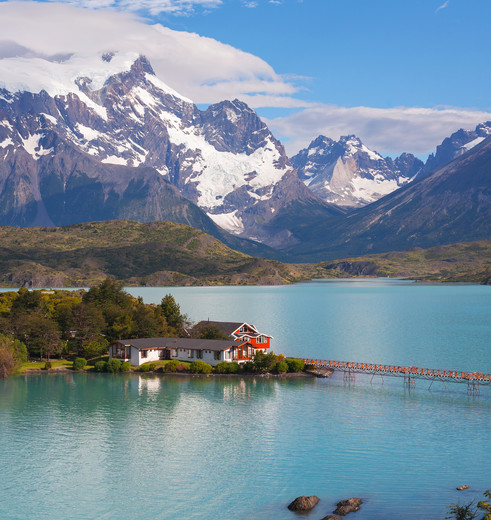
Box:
199, 325, 229, 340
253, 350, 278, 373
121, 361, 131, 372
446, 490, 491, 520
160, 294, 187, 335
285, 358, 305, 372
275, 360, 288, 374
82, 338, 109, 360
107, 358, 122, 373
94, 360, 108, 372
139, 364, 152, 372
190, 360, 212, 374
478, 490, 491, 520
446, 502, 478, 520
215, 361, 240, 374
44, 361, 52, 370
0, 335, 28, 378
73, 357, 87, 371
163, 360, 180, 373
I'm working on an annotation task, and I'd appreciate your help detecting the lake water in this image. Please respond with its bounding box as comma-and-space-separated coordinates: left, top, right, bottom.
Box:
1, 280, 490, 520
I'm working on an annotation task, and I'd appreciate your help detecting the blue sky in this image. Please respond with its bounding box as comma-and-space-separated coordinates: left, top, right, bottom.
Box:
1, 0, 490, 156
161, 0, 491, 111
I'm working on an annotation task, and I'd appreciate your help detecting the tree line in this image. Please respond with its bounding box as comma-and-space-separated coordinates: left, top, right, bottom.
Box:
0, 279, 187, 377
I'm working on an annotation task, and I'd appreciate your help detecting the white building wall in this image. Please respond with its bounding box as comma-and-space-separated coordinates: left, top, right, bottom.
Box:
169, 348, 230, 367
136, 348, 162, 366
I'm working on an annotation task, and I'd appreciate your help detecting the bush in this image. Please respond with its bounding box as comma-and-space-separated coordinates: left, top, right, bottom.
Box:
253, 351, 278, 373
94, 360, 107, 372
164, 360, 180, 373
44, 361, 52, 371
215, 362, 229, 374
285, 358, 305, 373
241, 361, 254, 373
275, 360, 288, 374
176, 364, 187, 372
139, 364, 152, 372
227, 362, 240, 374
190, 360, 212, 374
107, 358, 122, 373
73, 357, 87, 371
121, 361, 131, 372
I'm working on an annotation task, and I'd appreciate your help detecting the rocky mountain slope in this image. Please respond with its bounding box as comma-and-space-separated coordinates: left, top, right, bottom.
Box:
0, 220, 323, 287
421, 121, 491, 178
0, 52, 337, 248
283, 135, 491, 261
291, 135, 423, 208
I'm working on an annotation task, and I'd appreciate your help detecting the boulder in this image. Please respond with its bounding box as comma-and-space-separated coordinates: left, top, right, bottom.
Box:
457, 485, 470, 491
321, 516, 343, 520
333, 497, 363, 516
287, 496, 320, 512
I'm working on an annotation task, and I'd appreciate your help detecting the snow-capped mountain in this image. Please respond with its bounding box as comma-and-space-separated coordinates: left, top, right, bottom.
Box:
290, 135, 423, 208
0, 52, 334, 247
421, 121, 491, 177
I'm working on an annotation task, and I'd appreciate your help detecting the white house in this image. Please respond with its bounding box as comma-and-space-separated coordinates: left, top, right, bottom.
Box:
109, 337, 258, 367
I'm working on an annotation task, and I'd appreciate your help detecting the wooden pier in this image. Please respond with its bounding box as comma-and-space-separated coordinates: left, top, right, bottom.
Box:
301, 358, 491, 391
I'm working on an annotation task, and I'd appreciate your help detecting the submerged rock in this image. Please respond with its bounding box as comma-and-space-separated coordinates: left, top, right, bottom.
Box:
321, 516, 343, 520
457, 485, 470, 491
333, 497, 363, 516
287, 495, 320, 512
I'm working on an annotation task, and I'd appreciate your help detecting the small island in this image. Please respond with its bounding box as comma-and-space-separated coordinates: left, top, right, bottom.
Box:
0, 279, 315, 379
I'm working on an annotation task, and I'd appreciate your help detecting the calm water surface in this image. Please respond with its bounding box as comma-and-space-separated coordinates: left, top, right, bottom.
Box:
1, 280, 490, 520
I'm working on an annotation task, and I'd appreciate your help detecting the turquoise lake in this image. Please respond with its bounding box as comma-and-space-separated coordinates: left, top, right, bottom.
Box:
1, 280, 490, 519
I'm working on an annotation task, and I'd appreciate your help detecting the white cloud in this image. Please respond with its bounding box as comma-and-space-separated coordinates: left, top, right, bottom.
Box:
267, 104, 491, 157
0, 1, 301, 106
435, 1, 449, 14
242, 1, 258, 6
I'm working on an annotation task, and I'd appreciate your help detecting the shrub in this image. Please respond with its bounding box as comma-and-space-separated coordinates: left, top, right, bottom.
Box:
285, 358, 305, 373
227, 362, 240, 374
121, 361, 131, 372
275, 360, 288, 374
241, 361, 254, 373
164, 360, 180, 373
215, 362, 229, 374
73, 357, 87, 371
176, 364, 187, 372
107, 358, 122, 373
94, 360, 107, 372
139, 364, 152, 372
190, 360, 212, 374
44, 361, 52, 371
148, 364, 157, 371
253, 351, 278, 373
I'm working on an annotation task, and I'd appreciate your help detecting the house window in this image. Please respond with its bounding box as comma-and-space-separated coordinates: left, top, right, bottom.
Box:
141, 350, 148, 358
214, 351, 221, 360
197, 350, 203, 359
257, 336, 266, 344
188, 349, 194, 358
172, 349, 178, 357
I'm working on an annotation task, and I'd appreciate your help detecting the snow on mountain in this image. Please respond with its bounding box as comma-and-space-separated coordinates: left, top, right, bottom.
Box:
0, 52, 331, 247
422, 121, 491, 177
291, 135, 423, 208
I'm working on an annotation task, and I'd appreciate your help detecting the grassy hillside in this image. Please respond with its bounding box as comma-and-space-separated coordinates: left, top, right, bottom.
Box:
321, 241, 491, 284
0, 220, 324, 287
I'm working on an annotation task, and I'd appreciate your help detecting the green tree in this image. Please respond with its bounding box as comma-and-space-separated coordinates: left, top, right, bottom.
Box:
253, 350, 278, 373
478, 490, 491, 520
160, 294, 187, 336
82, 338, 109, 360
0, 335, 27, 378
199, 325, 229, 340
82, 278, 132, 309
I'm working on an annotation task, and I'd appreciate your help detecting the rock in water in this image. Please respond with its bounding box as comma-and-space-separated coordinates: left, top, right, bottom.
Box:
321, 516, 343, 520
287, 495, 320, 511
457, 485, 470, 491
333, 497, 363, 516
